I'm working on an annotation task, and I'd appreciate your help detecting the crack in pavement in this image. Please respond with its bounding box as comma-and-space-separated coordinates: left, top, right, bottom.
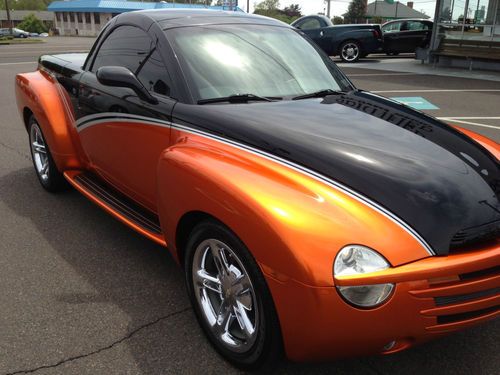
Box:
4, 306, 192, 375
0, 140, 31, 161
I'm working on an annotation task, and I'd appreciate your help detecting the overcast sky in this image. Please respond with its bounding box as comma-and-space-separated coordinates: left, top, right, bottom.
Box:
239, 0, 437, 19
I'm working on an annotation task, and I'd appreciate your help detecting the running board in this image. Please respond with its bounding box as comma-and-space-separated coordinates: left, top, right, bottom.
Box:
64, 170, 167, 247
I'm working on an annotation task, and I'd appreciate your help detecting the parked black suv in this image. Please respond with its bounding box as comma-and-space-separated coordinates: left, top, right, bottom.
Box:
382, 19, 433, 55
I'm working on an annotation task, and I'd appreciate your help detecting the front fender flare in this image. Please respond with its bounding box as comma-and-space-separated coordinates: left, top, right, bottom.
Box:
156, 130, 430, 287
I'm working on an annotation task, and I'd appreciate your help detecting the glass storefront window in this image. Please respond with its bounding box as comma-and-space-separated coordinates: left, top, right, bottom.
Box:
465, 0, 496, 24
452, 0, 467, 23
437, 0, 499, 41
438, 0, 459, 22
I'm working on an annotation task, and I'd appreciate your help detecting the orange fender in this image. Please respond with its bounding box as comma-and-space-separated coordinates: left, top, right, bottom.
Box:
15, 70, 86, 171
453, 125, 500, 160
156, 129, 431, 287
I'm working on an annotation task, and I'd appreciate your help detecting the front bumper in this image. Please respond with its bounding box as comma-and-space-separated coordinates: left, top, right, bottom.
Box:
265, 241, 499, 362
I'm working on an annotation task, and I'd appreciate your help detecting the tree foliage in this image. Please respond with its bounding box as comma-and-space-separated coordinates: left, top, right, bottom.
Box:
17, 13, 47, 33
332, 16, 344, 24
282, 4, 301, 18
254, 0, 280, 12
344, 0, 367, 24
253, 1, 302, 24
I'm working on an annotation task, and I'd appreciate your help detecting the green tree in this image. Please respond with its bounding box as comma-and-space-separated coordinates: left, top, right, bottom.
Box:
332, 16, 344, 24
282, 3, 302, 17
17, 13, 47, 33
344, 0, 367, 23
253, 1, 301, 24
254, 0, 280, 15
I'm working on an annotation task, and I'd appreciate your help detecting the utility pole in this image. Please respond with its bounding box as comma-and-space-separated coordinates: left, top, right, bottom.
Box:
247, 0, 250, 13
326, 0, 331, 18
4, 0, 12, 35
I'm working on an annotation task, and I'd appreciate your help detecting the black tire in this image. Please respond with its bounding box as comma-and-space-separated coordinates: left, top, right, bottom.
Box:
339, 40, 362, 63
184, 219, 282, 370
28, 116, 69, 192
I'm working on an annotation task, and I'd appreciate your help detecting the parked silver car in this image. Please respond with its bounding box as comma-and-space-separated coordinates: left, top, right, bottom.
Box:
0, 28, 29, 38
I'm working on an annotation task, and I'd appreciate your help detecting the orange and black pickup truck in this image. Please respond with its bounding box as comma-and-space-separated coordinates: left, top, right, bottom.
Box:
15, 9, 499, 370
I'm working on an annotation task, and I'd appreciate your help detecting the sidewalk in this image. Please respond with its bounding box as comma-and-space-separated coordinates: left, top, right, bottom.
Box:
337, 56, 500, 82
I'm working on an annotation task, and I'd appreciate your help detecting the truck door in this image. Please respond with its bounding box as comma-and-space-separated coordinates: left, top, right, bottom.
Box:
76, 25, 176, 211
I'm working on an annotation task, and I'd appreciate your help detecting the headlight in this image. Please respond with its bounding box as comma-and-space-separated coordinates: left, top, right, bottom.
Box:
334, 245, 394, 308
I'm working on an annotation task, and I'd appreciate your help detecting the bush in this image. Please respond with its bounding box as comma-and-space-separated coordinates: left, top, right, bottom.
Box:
253, 1, 302, 24
17, 13, 47, 34
332, 16, 344, 25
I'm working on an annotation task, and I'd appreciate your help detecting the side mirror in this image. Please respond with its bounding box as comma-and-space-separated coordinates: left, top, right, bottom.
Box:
96, 66, 158, 104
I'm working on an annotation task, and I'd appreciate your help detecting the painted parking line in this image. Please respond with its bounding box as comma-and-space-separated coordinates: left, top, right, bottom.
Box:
0, 50, 87, 57
374, 89, 500, 93
347, 73, 419, 77
439, 116, 500, 120
391, 96, 439, 110
0, 61, 36, 66
438, 118, 500, 130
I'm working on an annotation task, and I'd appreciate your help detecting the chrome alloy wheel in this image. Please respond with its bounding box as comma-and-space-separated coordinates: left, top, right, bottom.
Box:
192, 239, 259, 353
341, 42, 360, 62
30, 122, 49, 182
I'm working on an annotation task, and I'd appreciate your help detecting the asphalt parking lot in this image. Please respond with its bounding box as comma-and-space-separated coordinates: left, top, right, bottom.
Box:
0, 37, 499, 375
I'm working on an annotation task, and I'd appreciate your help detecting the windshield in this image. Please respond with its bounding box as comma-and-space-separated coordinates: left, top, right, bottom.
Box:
166, 24, 351, 102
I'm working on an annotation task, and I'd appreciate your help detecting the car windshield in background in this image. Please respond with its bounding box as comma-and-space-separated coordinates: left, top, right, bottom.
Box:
167, 25, 350, 102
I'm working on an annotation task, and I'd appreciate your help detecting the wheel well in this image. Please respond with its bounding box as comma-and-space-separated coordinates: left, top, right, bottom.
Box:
175, 211, 215, 266
23, 107, 33, 131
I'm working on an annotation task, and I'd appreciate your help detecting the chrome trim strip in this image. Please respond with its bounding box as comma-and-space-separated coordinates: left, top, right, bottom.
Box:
75, 112, 436, 255
76, 112, 169, 128
78, 117, 170, 132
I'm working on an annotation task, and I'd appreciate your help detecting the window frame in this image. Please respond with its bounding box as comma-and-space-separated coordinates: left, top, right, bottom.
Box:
296, 16, 322, 30
87, 23, 174, 99
382, 21, 403, 33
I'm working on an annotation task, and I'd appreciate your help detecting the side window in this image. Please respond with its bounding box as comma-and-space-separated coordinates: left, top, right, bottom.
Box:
92, 25, 171, 96
382, 22, 402, 32
407, 21, 427, 31
136, 49, 170, 96
298, 18, 321, 30
92, 26, 150, 73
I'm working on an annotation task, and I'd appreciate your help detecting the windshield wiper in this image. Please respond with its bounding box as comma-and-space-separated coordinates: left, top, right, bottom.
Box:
198, 93, 282, 105
292, 89, 345, 101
